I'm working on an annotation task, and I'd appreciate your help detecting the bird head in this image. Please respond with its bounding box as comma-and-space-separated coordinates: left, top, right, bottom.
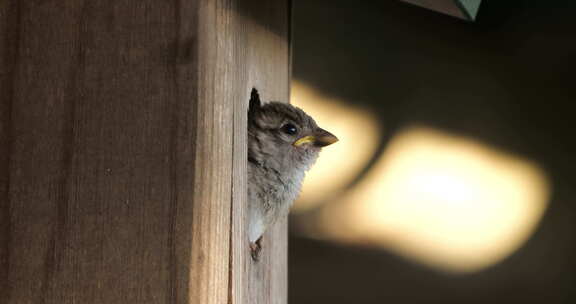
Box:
248, 88, 338, 172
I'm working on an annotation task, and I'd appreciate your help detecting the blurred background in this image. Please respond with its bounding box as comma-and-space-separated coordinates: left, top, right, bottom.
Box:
287, 1, 576, 303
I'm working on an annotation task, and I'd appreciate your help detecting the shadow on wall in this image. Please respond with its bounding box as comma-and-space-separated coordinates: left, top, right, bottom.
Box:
288, 1, 576, 303
291, 81, 549, 274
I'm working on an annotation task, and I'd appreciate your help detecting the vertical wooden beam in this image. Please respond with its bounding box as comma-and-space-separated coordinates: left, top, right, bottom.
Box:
229, 2, 291, 303
0, 0, 290, 303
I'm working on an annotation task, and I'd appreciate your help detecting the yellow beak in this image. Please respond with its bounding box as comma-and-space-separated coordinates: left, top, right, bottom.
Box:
293, 135, 316, 147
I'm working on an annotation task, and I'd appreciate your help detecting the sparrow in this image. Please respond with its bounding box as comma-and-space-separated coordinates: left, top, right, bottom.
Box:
247, 88, 338, 260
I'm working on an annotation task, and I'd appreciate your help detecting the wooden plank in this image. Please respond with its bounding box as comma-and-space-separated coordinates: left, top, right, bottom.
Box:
0, 0, 290, 303
230, 1, 291, 303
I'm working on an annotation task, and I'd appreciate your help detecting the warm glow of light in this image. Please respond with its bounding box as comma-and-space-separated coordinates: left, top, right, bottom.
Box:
291, 80, 380, 212
316, 126, 550, 273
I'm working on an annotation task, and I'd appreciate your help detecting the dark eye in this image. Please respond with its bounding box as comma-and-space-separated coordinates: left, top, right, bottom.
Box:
281, 123, 298, 135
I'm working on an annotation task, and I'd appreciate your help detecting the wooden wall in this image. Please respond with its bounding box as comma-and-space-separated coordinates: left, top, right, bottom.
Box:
0, 1, 290, 303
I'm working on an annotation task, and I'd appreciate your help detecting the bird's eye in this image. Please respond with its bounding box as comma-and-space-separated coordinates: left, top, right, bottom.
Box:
281, 123, 298, 135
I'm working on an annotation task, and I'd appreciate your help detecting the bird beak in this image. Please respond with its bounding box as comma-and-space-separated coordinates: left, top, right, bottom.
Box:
293, 128, 338, 147
314, 128, 339, 147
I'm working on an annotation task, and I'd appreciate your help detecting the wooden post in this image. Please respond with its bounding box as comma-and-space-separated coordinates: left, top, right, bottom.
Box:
0, 1, 290, 303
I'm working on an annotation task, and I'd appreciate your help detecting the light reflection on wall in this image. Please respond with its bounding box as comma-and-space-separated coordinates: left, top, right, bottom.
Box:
311, 126, 550, 273
291, 81, 550, 273
291, 81, 380, 212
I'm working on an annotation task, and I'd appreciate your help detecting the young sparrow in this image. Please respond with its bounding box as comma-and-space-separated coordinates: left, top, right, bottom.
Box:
247, 88, 338, 260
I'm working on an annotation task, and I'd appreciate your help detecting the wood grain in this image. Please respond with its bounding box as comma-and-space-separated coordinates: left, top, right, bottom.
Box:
230, 1, 291, 303
0, 0, 290, 303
